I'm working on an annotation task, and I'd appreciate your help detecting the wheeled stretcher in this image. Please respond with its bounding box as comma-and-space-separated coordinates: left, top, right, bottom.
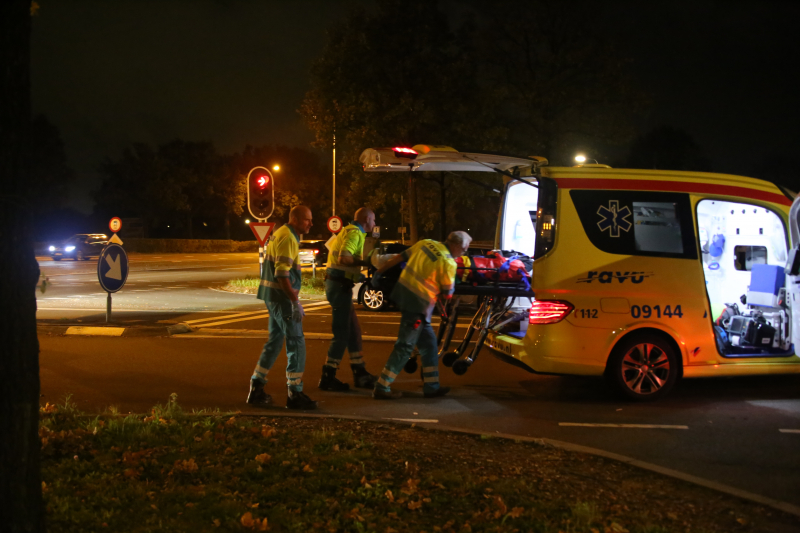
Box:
403, 282, 534, 376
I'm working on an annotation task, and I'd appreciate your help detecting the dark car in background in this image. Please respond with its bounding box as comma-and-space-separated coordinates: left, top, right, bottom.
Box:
358, 242, 493, 311
49, 233, 108, 261
298, 240, 328, 266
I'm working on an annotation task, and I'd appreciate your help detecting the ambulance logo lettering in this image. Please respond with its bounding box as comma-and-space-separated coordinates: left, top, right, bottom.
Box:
577, 271, 652, 284
597, 200, 632, 237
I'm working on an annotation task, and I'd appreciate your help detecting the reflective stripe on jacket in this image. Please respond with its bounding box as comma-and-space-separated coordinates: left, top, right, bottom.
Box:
325, 222, 365, 282
257, 224, 302, 303
391, 239, 456, 318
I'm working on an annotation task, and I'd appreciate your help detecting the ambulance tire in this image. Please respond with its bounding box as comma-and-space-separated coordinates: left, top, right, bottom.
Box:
605, 332, 679, 402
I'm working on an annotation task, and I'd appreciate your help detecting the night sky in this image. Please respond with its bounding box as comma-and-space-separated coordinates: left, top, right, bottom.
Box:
31, 1, 800, 213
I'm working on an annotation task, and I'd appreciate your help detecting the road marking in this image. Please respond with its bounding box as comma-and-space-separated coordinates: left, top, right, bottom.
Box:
779, 429, 800, 434
173, 329, 397, 341
183, 310, 269, 325
65, 326, 125, 336
384, 418, 439, 423
559, 423, 689, 429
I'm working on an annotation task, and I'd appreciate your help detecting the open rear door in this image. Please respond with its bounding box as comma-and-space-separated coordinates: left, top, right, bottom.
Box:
788, 195, 800, 355
359, 146, 538, 174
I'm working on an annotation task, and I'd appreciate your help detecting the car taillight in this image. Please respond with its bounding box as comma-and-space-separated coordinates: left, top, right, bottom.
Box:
313, 250, 318, 254
529, 300, 573, 324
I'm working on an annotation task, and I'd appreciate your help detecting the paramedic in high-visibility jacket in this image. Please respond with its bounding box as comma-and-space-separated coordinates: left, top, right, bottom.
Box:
246, 205, 317, 410
319, 207, 379, 391
371, 231, 472, 399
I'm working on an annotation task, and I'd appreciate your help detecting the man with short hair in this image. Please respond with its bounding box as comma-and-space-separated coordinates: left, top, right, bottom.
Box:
371, 231, 472, 399
319, 207, 379, 391
246, 205, 317, 410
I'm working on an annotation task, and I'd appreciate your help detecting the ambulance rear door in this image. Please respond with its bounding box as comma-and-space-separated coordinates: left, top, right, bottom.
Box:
788, 195, 800, 355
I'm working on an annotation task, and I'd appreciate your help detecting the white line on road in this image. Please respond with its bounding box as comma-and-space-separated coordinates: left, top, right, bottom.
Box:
559, 423, 689, 429
384, 418, 439, 423
779, 429, 800, 434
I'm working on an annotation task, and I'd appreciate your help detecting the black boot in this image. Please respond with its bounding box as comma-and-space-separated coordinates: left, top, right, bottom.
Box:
287, 390, 318, 410
318, 365, 350, 391
352, 365, 377, 389
246, 380, 272, 407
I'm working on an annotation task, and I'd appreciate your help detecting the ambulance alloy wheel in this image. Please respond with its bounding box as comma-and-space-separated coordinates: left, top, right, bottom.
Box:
362, 288, 388, 311
606, 333, 679, 401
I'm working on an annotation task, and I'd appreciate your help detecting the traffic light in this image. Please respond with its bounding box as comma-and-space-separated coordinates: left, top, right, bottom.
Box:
246, 166, 274, 220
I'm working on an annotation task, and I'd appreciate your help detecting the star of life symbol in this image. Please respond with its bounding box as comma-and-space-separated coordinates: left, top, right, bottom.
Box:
597, 200, 632, 237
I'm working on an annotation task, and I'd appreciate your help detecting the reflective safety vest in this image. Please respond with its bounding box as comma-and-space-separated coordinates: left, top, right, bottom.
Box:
326, 222, 366, 282
391, 239, 456, 318
257, 224, 301, 303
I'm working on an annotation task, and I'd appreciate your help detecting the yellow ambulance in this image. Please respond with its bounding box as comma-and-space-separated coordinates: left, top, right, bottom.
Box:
360, 145, 800, 400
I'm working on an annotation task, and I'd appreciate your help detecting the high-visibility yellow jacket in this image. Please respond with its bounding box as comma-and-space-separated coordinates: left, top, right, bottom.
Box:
325, 222, 366, 282
257, 224, 301, 303
391, 239, 456, 318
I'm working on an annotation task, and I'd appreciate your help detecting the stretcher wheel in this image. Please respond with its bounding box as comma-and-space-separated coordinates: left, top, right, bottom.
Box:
452, 359, 471, 375
442, 351, 459, 368
404, 357, 418, 374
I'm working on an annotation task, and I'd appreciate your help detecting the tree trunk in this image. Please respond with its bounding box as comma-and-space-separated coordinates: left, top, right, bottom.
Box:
439, 173, 447, 241
0, 2, 44, 532
224, 214, 231, 240
408, 175, 418, 244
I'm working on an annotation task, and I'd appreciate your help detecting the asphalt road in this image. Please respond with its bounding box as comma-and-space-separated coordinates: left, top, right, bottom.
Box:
35, 253, 800, 511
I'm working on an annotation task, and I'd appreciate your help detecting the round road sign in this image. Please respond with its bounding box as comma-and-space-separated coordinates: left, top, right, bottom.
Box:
109, 217, 122, 233
97, 244, 129, 293
327, 215, 343, 233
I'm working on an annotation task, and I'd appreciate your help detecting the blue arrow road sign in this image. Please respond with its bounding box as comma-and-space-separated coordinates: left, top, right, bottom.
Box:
97, 244, 129, 293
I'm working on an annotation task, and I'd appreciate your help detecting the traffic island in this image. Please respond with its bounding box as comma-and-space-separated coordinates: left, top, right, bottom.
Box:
38, 395, 800, 533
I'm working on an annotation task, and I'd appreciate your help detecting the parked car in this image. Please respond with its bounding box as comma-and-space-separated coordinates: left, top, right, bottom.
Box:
358, 241, 488, 311
358, 242, 409, 311
298, 240, 328, 266
49, 234, 108, 261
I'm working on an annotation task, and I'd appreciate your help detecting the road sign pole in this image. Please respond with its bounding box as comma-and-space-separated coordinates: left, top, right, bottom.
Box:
106, 292, 112, 323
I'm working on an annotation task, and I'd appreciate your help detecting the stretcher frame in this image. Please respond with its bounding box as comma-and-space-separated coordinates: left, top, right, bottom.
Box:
403, 280, 534, 376
436, 283, 534, 374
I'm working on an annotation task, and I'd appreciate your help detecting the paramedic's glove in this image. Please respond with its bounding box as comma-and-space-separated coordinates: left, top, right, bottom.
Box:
290, 301, 304, 322
370, 272, 382, 289
357, 273, 367, 284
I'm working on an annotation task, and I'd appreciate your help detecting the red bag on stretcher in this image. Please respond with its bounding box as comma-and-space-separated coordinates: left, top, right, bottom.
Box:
455, 251, 530, 287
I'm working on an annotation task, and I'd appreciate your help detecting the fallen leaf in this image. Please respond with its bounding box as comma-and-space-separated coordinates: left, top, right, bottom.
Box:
261, 426, 276, 438
385, 490, 395, 502
333, 444, 340, 452
508, 507, 524, 518
226, 417, 237, 426
303, 464, 314, 472
257, 517, 269, 531
213, 519, 221, 527
241, 512, 255, 528
255, 453, 271, 464
408, 500, 423, 510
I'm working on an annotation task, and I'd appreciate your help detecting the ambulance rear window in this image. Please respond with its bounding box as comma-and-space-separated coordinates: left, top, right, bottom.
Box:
570, 190, 697, 259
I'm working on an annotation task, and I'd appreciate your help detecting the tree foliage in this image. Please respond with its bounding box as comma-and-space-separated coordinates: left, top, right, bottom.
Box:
301, 0, 648, 240
300, 0, 508, 236
94, 142, 330, 238
625, 126, 711, 171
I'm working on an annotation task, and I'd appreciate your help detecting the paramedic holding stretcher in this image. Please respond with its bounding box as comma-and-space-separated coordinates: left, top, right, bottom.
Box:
372, 231, 472, 399
320, 208, 379, 391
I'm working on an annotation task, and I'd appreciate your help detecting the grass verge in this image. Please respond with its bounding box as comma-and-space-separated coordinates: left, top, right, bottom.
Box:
223, 272, 326, 296
40, 395, 798, 533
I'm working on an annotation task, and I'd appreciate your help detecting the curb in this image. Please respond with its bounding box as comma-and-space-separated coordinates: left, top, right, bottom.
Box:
171, 327, 395, 341
37, 324, 182, 337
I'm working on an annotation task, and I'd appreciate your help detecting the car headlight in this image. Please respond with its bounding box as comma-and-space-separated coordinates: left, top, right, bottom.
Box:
49, 246, 55, 252
65, 246, 75, 252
